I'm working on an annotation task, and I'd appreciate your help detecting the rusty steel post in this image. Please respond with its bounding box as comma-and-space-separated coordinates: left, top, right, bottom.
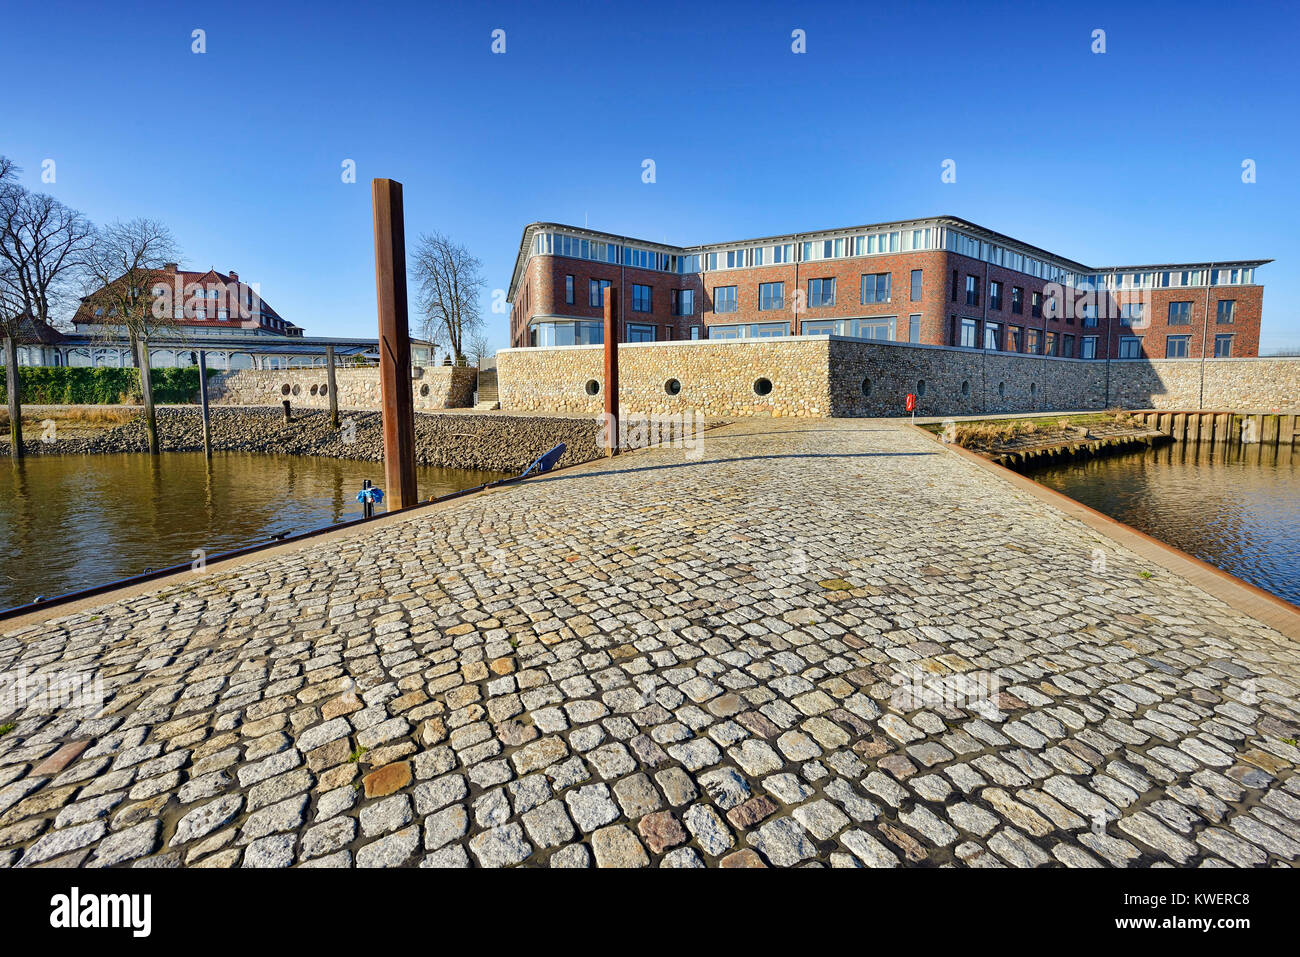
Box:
603, 286, 619, 456
372, 178, 418, 510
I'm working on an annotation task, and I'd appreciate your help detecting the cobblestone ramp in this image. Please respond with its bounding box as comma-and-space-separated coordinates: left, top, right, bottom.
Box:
1, 419, 1298, 868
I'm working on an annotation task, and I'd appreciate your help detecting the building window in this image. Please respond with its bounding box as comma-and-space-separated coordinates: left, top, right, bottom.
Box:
531, 320, 604, 346
856, 317, 896, 340
1011, 286, 1023, 314
1120, 302, 1144, 325
1168, 301, 1192, 325
908, 315, 921, 343
565, 275, 574, 305
959, 318, 978, 348
951, 270, 959, 302
1031, 292, 1042, 318
1062, 334, 1075, 358
1165, 335, 1191, 358
632, 284, 652, 312
626, 323, 656, 342
713, 285, 738, 313
708, 321, 789, 339
1214, 334, 1233, 357
989, 281, 1002, 311
689, 326, 701, 339
808, 278, 836, 307
759, 282, 784, 311
861, 273, 891, 304
1081, 305, 1098, 327
910, 269, 923, 302
1216, 300, 1235, 324
1009, 326, 1024, 352
671, 289, 695, 316
589, 278, 610, 307
965, 275, 979, 307
1026, 329, 1041, 354
217, 309, 228, 320
984, 322, 1001, 350
1119, 335, 1143, 359
1045, 332, 1057, 356
1081, 336, 1098, 359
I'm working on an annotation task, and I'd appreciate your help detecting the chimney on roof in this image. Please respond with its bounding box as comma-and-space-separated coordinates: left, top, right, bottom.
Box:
162, 262, 178, 271
229, 271, 238, 281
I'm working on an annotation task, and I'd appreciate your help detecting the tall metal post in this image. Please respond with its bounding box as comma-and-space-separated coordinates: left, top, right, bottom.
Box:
198, 350, 212, 459
325, 344, 340, 429
372, 178, 418, 510
603, 287, 620, 456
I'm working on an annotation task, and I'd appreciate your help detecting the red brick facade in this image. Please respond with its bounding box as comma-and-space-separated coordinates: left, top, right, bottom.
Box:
508, 221, 1267, 360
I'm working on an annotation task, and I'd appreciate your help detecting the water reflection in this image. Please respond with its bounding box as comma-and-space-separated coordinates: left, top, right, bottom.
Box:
1030, 441, 1300, 606
0, 452, 506, 610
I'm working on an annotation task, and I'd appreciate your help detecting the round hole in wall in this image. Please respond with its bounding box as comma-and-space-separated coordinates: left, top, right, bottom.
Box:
665, 378, 681, 396
319, 384, 328, 397
291, 384, 301, 396
281, 383, 291, 395
584, 379, 600, 396
753, 377, 773, 396
961, 380, 970, 397
310, 384, 319, 396
916, 380, 926, 398
1030, 382, 1037, 398
420, 384, 430, 397
998, 381, 1006, 399
861, 377, 872, 397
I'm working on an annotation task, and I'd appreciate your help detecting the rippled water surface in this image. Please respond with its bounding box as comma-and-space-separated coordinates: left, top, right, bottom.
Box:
0, 452, 506, 610
1030, 441, 1300, 606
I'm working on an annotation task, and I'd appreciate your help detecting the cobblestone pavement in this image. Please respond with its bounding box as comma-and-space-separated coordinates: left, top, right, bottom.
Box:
2, 419, 1298, 868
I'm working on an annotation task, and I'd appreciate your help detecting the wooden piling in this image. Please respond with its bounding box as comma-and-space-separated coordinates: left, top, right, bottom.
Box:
198, 350, 212, 459
372, 178, 418, 511
325, 344, 340, 430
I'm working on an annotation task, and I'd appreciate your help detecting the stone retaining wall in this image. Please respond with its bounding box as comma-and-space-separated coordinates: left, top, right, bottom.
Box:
210, 366, 477, 411
1108, 358, 1300, 411
497, 337, 1300, 417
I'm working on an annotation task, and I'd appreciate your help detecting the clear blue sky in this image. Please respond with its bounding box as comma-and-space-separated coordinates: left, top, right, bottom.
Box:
3, 0, 1298, 352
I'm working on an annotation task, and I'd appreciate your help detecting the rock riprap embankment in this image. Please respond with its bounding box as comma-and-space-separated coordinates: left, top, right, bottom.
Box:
18, 407, 605, 474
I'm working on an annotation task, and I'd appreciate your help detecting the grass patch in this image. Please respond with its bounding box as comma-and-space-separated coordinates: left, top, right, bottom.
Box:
0, 723, 15, 737
924, 410, 1141, 450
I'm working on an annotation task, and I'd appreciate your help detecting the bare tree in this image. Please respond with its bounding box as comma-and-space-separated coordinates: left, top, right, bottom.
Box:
466, 333, 491, 369
82, 220, 181, 454
0, 157, 94, 457
410, 231, 485, 364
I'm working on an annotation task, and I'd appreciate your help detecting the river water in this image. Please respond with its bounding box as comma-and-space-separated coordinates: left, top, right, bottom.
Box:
0, 452, 506, 611
1030, 440, 1300, 606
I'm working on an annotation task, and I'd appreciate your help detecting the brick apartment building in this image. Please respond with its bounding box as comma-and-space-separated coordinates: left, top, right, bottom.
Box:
507, 217, 1269, 360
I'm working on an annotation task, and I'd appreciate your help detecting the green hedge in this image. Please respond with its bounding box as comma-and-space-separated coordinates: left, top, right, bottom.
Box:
0, 366, 219, 405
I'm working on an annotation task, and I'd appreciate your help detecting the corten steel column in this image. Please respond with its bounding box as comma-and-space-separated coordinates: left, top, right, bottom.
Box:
198, 350, 212, 459
603, 287, 619, 457
325, 344, 340, 429
372, 178, 418, 510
